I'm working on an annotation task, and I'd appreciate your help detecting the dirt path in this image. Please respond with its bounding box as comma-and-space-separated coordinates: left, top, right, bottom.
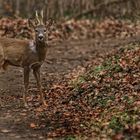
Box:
0, 38, 136, 140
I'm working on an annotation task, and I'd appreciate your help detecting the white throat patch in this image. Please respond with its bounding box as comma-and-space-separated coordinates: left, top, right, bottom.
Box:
29, 41, 36, 53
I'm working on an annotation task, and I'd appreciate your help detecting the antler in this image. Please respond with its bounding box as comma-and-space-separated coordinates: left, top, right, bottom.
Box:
35, 11, 40, 25
35, 10, 44, 25
40, 10, 44, 24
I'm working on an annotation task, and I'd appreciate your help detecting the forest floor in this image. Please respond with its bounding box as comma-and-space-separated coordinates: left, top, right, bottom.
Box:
3, 11, 140, 138
0, 36, 139, 140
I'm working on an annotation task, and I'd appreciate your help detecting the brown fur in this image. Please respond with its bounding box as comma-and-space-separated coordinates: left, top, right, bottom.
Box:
0, 37, 28, 69
0, 32, 47, 107
0, 11, 52, 107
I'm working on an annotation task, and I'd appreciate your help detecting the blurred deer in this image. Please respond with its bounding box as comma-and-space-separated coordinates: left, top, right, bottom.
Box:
0, 11, 52, 107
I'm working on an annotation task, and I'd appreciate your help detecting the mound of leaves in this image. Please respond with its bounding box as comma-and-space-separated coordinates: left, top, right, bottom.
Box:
71, 43, 140, 139
0, 18, 32, 39
0, 17, 140, 43
27, 44, 140, 139
57, 18, 140, 41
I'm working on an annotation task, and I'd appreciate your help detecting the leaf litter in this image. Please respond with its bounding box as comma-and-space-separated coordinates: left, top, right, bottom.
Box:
0, 18, 140, 139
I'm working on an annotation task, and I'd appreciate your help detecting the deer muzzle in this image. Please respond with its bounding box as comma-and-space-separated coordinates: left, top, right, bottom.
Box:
38, 33, 44, 41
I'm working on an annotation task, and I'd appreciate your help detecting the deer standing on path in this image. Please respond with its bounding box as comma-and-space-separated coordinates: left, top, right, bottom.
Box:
0, 11, 52, 107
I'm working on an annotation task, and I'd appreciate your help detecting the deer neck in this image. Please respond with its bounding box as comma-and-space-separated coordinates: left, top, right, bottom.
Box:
35, 41, 47, 61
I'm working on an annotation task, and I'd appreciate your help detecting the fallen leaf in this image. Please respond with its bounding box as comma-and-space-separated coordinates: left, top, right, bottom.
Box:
30, 123, 37, 128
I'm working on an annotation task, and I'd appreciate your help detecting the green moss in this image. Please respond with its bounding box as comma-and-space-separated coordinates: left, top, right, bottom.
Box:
109, 110, 139, 132
64, 136, 76, 140
109, 116, 124, 132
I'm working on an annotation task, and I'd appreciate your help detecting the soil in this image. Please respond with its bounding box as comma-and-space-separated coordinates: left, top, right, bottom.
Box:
0, 38, 135, 140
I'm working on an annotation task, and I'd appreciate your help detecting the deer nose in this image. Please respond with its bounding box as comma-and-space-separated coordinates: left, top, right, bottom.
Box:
38, 34, 44, 40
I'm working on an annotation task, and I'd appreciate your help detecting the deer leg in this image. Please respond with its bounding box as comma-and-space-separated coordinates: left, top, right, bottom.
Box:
33, 66, 46, 106
0, 50, 4, 70
23, 67, 30, 107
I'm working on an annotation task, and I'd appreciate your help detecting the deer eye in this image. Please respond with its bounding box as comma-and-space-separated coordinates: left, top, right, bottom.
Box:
44, 29, 47, 32
35, 29, 38, 32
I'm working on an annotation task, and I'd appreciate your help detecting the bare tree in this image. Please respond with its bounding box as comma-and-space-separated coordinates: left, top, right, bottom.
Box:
0, 0, 140, 19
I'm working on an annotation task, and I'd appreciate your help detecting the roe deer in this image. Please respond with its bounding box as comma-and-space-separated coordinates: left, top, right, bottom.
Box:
0, 11, 52, 107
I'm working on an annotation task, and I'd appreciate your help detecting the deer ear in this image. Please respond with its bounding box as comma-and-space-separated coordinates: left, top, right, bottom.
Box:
46, 18, 53, 28
28, 19, 35, 29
